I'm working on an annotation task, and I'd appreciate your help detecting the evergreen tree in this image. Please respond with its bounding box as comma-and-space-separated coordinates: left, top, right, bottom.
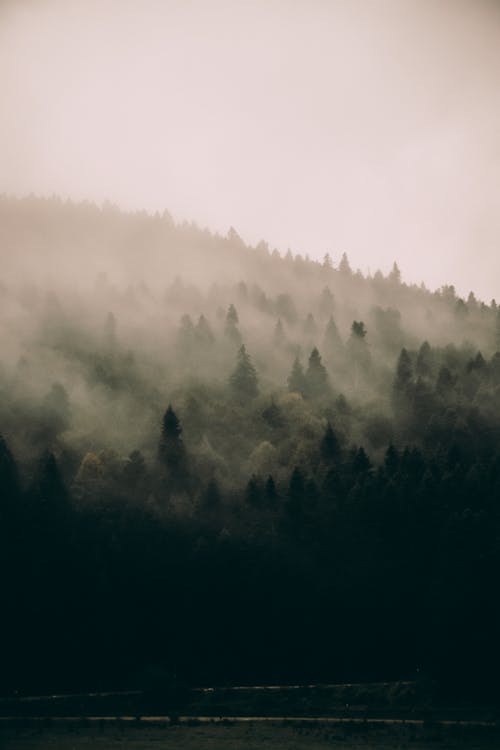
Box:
177, 314, 196, 357
388, 261, 401, 284
394, 348, 413, 389
245, 475, 262, 507
261, 400, 285, 429
158, 405, 189, 492
320, 422, 340, 463
319, 286, 335, 318
322, 253, 333, 271
264, 475, 278, 507
224, 304, 241, 344
347, 321, 371, 377
392, 348, 414, 426
352, 446, 371, 475
322, 316, 343, 362
384, 444, 399, 477
305, 347, 330, 398
416, 341, 432, 378
338, 252, 352, 275
495, 309, 500, 351
436, 366, 456, 398
226, 303, 239, 325
229, 345, 259, 399
196, 314, 215, 346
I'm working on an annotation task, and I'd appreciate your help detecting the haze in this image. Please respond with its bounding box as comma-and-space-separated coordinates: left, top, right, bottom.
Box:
1, 0, 500, 300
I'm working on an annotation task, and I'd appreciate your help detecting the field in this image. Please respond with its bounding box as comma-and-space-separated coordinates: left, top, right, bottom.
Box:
1, 720, 499, 750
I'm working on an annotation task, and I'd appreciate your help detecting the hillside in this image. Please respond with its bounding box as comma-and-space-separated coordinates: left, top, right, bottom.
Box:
0, 196, 499, 699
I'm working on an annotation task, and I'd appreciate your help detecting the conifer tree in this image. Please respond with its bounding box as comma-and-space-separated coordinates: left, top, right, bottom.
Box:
347, 321, 371, 375
384, 444, 399, 477
245, 475, 262, 507
352, 446, 371, 475
196, 314, 215, 346
338, 252, 352, 275
229, 345, 259, 399
305, 347, 330, 398
319, 286, 335, 318
388, 261, 401, 284
392, 348, 414, 422
415, 341, 432, 378
158, 405, 189, 491
320, 422, 340, 463
224, 304, 241, 344
322, 316, 343, 362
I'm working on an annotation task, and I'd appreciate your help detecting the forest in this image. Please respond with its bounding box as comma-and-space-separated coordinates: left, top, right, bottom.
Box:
1, 195, 500, 699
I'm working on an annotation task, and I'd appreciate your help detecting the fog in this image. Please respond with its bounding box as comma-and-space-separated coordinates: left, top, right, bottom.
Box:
1, 0, 500, 299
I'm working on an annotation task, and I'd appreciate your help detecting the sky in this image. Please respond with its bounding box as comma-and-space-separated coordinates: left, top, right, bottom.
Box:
1, 0, 500, 300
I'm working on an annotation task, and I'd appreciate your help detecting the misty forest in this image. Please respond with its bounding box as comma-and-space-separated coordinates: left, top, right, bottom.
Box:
1, 195, 500, 698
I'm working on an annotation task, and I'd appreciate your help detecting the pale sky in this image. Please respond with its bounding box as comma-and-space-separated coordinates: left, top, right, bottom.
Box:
1, 0, 500, 300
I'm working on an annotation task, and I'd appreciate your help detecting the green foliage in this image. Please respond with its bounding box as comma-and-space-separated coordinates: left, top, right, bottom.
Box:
304, 347, 330, 398
229, 345, 259, 399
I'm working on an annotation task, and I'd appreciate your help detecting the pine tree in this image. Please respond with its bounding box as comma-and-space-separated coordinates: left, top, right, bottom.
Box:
196, 314, 215, 346
225, 304, 241, 344
352, 447, 371, 475
320, 422, 340, 463
392, 348, 414, 421
338, 252, 352, 275
287, 356, 306, 394
415, 341, 432, 378
158, 405, 189, 491
305, 348, 330, 398
322, 316, 343, 362
177, 314, 196, 357
229, 345, 259, 399
319, 287, 335, 318
347, 321, 370, 375
245, 475, 262, 507
384, 444, 399, 477
226, 303, 239, 325
322, 253, 333, 270
388, 261, 401, 284
264, 475, 278, 507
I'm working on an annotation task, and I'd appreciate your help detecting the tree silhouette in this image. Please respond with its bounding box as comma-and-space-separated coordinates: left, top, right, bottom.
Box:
229, 345, 259, 399
158, 405, 189, 492
305, 347, 330, 398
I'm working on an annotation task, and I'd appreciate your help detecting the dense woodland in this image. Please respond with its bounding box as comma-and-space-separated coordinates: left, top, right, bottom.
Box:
1, 196, 500, 698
